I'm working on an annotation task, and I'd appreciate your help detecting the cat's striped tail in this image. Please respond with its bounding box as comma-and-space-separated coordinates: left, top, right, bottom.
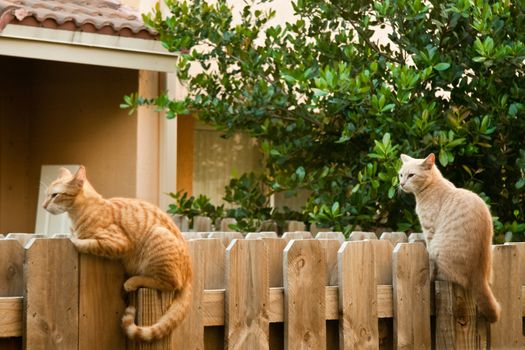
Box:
472, 281, 501, 323
121, 283, 192, 342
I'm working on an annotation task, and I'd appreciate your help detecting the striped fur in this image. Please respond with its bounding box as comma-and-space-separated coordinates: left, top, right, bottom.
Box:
399, 153, 501, 322
43, 166, 193, 341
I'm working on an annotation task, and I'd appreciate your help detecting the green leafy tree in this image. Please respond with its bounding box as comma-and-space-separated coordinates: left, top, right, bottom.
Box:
125, 0, 525, 240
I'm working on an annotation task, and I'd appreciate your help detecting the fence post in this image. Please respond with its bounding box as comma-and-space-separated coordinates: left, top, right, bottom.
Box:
284, 239, 326, 349
225, 239, 269, 349
392, 243, 431, 349
127, 289, 176, 350
338, 240, 378, 349
24, 238, 79, 350
171, 240, 205, 349
434, 281, 488, 349
490, 244, 525, 348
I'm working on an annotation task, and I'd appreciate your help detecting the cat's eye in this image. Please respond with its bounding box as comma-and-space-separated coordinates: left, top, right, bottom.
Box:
51, 193, 59, 198
407, 173, 415, 178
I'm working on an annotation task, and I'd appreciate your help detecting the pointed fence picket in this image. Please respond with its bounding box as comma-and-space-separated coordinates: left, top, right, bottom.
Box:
1, 232, 525, 349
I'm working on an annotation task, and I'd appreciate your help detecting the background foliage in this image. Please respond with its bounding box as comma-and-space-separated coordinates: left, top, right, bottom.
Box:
124, 0, 525, 240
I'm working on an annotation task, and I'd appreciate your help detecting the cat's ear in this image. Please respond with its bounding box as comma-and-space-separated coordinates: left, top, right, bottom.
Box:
71, 166, 86, 188
421, 153, 435, 170
58, 167, 72, 178
400, 154, 412, 163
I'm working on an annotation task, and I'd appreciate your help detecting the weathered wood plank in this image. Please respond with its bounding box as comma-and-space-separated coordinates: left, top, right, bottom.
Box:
171, 240, 205, 349
371, 239, 394, 349
245, 232, 278, 240
490, 244, 525, 348
182, 232, 209, 240
0, 297, 22, 338
392, 243, 431, 350
128, 289, 175, 350
338, 240, 378, 349
407, 233, 425, 245
435, 281, 488, 350
284, 240, 326, 349
262, 238, 287, 288
78, 255, 126, 350
202, 238, 227, 350
318, 239, 342, 286
0, 240, 24, 297
24, 238, 79, 350
225, 239, 269, 349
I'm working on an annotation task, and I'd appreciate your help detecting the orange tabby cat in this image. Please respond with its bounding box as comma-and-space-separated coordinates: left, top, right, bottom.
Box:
399, 153, 501, 322
43, 166, 192, 341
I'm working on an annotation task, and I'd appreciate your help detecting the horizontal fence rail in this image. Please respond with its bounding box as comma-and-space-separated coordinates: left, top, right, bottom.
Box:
1, 232, 525, 349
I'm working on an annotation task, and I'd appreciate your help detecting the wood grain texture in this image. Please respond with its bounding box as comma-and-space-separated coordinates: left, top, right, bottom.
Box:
490, 244, 525, 348
392, 243, 431, 350
128, 289, 175, 350
0, 240, 24, 297
435, 281, 488, 350
193, 216, 212, 232
79, 254, 126, 350
0, 297, 22, 338
338, 240, 378, 349
371, 239, 394, 349
225, 239, 269, 349
318, 239, 342, 286
282, 231, 312, 241
24, 238, 79, 350
284, 240, 326, 349
171, 240, 204, 349
262, 238, 288, 288
202, 238, 227, 350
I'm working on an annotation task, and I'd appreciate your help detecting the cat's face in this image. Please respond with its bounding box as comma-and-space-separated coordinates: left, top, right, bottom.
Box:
398, 153, 435, 193
43, 166, 85, 214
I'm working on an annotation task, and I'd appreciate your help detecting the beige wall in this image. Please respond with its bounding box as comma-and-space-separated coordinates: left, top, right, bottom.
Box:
0, 56, 139, 234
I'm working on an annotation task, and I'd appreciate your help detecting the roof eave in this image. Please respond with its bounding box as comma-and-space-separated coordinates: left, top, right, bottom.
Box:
0, 24, 178, 72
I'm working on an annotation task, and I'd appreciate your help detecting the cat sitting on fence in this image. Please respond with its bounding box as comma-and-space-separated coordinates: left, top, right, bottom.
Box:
43, 166, 193, 341
398, 153, 501, 322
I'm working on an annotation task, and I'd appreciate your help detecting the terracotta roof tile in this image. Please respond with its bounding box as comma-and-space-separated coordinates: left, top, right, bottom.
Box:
0, 0, 157, 39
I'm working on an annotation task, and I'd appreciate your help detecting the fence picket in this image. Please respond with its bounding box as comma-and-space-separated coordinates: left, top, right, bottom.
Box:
435, 281, 488, 349
318, 239, 342, 286
338, 240, 378, 349
371, 240, 394, 349
392, 243, 431, 349
225, 239, 269, 349
284, 239, 326, 349
202, 239, 227, 350
79, 254, 126, 350
490, 244, 525, 348
171, 240, 205, 350
24, 238, 79, 350
0, 240, 24, 297
128, 289, 175, 350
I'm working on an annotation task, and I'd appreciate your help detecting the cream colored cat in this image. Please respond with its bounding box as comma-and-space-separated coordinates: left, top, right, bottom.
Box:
43, 166, 193, 341
399, 153, 501, 322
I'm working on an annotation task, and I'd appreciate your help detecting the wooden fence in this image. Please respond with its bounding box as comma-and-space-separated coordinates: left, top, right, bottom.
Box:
0, 231, 524, 349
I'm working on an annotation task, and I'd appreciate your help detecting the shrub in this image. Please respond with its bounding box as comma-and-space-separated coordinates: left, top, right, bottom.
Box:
126, 0, 525, 241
